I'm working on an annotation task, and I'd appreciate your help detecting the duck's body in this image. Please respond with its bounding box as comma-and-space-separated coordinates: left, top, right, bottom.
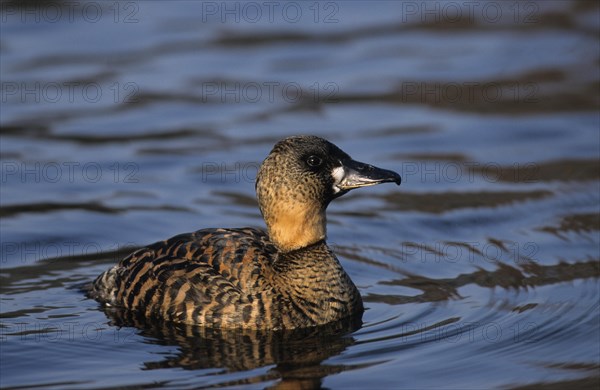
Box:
90, 136, 400, 330
91, 228, 362, 329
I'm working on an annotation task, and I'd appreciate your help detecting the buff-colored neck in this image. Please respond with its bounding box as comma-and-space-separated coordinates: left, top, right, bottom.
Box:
262, 201, 327, 252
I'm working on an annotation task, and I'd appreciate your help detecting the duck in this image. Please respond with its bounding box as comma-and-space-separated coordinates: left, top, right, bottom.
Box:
89, 135, 401, 330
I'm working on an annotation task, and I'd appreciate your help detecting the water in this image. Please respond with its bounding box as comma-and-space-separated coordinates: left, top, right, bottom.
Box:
1, 1, 599, 389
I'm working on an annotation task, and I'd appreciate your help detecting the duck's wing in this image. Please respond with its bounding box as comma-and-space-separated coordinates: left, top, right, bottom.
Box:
90, 228, 277, 325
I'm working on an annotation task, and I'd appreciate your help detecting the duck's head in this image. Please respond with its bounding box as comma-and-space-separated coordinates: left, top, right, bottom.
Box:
256, 135, 401, 252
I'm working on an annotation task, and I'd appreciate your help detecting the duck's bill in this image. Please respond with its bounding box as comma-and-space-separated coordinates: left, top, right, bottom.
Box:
334, 159, 401, 192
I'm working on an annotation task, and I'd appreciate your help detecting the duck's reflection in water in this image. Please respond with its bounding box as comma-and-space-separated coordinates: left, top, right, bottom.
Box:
102, 308, 362, 389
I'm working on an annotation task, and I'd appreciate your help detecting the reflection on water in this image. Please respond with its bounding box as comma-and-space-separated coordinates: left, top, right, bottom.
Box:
103, 309, 360, 375
1, 0, 599, 389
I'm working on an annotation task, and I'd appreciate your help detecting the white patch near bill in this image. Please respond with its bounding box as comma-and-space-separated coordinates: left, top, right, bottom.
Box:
331, 165, 345, 193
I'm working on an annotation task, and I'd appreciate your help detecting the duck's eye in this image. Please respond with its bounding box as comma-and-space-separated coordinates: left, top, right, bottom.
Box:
306, 155, 323, 168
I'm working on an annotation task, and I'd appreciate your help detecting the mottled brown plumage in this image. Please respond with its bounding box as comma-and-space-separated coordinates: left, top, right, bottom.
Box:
89, 136, 401, 329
